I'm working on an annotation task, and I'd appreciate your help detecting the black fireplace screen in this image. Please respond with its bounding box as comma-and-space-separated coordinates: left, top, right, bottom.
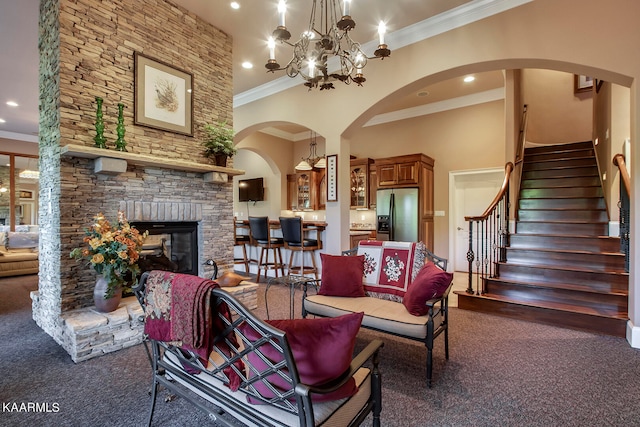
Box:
131, 222, 198, 276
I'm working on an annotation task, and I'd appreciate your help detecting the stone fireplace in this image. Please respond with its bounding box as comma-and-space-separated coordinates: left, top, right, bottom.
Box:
31, 148, 244, 361
35, 0, 236, 361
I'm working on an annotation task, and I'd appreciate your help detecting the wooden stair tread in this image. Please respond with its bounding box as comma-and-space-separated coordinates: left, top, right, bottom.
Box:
506, 246, 624, 255
496, 261, 629, 276
486, 277, 628, 296
509, 233, 618, 240
456, 291, 628, 319
516, 219, 608, 224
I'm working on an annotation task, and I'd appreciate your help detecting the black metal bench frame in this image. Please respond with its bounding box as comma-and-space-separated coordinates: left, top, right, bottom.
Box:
133, 271, 384, 427
302, 248, 450, 388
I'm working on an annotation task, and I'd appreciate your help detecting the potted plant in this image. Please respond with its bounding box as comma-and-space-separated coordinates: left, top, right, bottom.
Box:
202, 121, 237, 166
70, 211, 148, 312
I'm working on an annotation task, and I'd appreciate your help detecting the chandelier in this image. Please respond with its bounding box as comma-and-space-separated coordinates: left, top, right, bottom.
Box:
295, 131, 326, 170
266, 0, 391, 90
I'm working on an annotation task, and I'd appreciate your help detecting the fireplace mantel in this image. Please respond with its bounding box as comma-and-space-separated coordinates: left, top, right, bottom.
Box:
61, 144, 244, 182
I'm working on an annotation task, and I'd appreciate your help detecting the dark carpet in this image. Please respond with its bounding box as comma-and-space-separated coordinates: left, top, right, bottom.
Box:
1, 274, 640, 426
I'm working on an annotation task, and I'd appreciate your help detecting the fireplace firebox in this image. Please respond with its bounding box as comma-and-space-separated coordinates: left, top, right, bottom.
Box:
132, 222, 198, 276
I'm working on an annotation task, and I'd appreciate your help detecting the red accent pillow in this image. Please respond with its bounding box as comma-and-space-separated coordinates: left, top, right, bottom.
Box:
241, 312, 364, 403
402, 262, 454, 316
318, 253, 365, 297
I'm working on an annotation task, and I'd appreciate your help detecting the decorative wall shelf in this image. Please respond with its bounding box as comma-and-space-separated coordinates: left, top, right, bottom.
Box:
60, 144, 245, 182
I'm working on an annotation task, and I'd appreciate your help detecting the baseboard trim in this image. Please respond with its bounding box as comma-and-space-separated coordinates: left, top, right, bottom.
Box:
627, 320, 640, 348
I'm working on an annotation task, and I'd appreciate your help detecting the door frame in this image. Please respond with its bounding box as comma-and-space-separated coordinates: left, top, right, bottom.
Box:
448, 167, 504, 272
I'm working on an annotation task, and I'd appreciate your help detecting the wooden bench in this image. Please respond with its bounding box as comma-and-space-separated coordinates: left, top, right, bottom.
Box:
302, 241, 452, 388
134, 271, 384, 427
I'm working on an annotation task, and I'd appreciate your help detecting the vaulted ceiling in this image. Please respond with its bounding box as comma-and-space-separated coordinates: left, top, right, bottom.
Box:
0, 0, 514, 142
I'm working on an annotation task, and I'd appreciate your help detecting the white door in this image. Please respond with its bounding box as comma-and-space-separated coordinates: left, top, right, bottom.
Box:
450, 169, 504, 272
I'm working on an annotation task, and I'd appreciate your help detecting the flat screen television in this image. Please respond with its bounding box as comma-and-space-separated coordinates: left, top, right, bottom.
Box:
238, 177, 264, 202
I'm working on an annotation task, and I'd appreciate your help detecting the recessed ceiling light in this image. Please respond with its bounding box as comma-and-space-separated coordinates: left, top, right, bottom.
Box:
6, 101, 18, 107
463, 75, 475, 83
230, 2, 240, 9
0, 118, 5, 123
417, 91, 429, 97
242, 61, 253, 69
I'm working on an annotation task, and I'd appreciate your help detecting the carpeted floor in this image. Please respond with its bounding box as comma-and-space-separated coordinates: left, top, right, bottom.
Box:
1, 274, 640, 426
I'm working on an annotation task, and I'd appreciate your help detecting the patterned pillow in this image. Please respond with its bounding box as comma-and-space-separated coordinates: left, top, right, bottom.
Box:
357, 241, 420, 302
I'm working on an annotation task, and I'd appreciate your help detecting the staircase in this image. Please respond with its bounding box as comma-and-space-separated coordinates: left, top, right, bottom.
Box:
458, 141, 629, 337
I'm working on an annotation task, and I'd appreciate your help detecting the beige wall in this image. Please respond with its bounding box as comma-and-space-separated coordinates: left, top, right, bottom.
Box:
521, 69, 593, 145
351, 101, 506, 257
234, 100, 506, 258
610, 84, 632, 222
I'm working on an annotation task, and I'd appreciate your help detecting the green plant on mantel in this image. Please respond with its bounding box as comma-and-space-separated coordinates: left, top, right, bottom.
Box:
202, 121, 237, 163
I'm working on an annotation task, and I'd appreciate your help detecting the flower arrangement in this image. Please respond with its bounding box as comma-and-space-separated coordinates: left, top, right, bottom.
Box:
70, 211, 148, 298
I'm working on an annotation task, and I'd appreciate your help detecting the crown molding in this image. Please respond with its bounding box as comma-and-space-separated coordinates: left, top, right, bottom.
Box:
233, 0, 532, 107
364, 88, 505, 127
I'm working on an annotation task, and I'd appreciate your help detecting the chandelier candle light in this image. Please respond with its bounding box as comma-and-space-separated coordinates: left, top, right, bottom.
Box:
266, 0, 391, 90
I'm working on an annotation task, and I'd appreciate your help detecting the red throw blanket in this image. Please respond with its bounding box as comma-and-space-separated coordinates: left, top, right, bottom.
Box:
143, 270, 242, 390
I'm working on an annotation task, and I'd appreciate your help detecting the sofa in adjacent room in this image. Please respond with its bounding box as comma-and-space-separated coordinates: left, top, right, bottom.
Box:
0, 226, 39, 277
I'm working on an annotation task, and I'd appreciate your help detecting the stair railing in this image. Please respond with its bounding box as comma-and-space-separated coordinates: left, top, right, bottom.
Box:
613, 153, 630, 272
464, 162, 513, 295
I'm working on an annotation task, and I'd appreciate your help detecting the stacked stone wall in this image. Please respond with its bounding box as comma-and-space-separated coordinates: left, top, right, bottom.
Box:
36, 0, 235, 351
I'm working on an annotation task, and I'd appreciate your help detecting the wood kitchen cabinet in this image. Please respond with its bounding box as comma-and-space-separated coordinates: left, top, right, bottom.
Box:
376, 154, 430, 187
350, 231, 373, 249
287, 171, 325, 211
350, 158, 373, 209
368, 166, 377, 209
374, 153, 435, 250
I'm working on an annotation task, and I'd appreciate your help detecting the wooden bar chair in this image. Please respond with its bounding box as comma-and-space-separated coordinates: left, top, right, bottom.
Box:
248, 216, 284, 283
279, 216, 322, 279
233, 217, 250, 273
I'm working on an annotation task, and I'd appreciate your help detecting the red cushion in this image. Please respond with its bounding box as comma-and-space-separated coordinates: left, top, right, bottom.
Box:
318, 253, 365, 297
402, 262, 454, 316
241, 312, 364, 403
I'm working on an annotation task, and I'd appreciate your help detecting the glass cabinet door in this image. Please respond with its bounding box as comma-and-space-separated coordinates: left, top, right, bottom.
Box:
296, 173, 311, 209
350, 166, 367, 208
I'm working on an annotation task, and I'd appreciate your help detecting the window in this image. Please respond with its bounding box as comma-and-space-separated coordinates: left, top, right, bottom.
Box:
0, 154, 39, 229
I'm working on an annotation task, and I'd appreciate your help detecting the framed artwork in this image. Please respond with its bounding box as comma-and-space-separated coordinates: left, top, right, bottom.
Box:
574, 75, 593, 93
19, 190, 33, 200
134, 52, 194, 136
326, 154, 338, 202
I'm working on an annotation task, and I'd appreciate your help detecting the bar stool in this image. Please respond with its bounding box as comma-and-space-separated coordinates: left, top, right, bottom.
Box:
279, 216, 322, 279
248, 216, 285, 283
233, 217, 250, 273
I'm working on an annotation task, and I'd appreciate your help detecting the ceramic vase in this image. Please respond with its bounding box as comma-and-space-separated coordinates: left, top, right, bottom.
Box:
94, 97, 107, 149
93, 275, 122, 313
115, 103, 127, 151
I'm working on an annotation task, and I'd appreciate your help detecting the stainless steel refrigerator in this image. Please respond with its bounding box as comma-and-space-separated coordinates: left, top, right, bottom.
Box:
376, 188, 419, 242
